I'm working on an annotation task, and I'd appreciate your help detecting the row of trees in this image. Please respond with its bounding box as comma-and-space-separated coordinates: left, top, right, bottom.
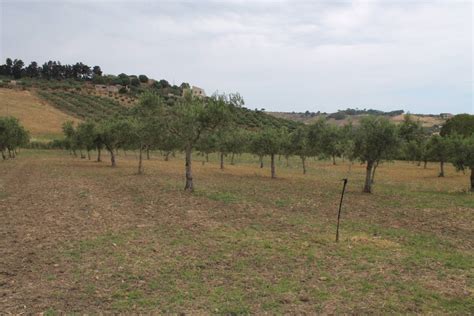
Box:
0, 117, 30, 160
62, 92, 474, 193
0, 58, 102, 80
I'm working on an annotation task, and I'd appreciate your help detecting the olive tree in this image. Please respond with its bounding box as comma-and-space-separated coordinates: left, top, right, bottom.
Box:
62, 121, 79, 156
250, 128, 286, 178
166, 92, 229, 191
99, 118, 133, 167
398, 114, 426, 165
215, 128, 249, 169
196, 133, 218, 164
353, 116, 399, 193
76, 121, 100, 160
427, 135, 452, 177
289, 126, 311, 174
0, 116, 29, 159
450, 135, 474, 191
131, 92, 168, 173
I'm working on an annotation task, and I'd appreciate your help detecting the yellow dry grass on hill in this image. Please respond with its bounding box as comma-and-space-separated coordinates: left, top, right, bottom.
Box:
0, 88, 80, 141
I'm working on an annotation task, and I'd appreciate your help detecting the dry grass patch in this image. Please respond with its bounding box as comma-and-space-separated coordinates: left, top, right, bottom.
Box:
0, 88, 80, 140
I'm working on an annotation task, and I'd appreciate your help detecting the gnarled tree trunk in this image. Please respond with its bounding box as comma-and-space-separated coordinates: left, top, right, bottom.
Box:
363, 161, 374, 193
146, 147, 150, 160
332, 155, 336, 165
371, 160, 379, 184
184, 146, 193, 191
220, 152, 224, 170
271, 153, 276, 179
109, 149, 116, 167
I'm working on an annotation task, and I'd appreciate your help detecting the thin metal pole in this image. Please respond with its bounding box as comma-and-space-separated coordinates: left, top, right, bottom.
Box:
336, 178, 348, 242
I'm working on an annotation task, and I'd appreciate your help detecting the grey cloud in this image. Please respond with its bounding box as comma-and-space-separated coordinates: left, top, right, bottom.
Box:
1, 0, 472, 114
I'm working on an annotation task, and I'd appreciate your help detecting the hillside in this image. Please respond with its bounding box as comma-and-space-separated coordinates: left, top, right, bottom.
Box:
268, 111, 447, 131
0, 89, 80, 141
37, 90, 128, 120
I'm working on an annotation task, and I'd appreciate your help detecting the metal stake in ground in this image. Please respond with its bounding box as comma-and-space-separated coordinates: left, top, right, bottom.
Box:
336, 178, 348, 242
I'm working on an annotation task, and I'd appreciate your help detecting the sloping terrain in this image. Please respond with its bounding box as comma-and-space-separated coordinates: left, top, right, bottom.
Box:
37, 90, 128, 120
0, 89, 80, 141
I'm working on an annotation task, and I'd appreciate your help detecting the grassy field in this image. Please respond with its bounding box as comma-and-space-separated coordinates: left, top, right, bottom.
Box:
0, 89, 80, 141
0, 150, 472, 314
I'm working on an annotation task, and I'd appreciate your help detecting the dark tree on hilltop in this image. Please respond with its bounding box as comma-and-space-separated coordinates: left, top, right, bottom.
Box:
12, 59, 24, 79
26, 61, 39, 78
93, 66, 103, 77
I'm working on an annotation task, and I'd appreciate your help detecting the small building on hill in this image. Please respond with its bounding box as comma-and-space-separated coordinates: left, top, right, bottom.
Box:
182, 85, 206, 98
192, 86, 206, 97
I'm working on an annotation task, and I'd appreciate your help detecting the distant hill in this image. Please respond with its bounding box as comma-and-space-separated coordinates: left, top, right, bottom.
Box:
268, 109, 448, 133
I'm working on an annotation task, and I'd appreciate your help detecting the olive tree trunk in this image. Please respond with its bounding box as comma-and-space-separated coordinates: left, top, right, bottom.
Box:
470, 168, 474, 192
108, 149, 116, 167
271, 153, 276, 179
184, 146, 193, 191
301, 156, 306, 174
220, 152, 224, 170
146, 147, 150, 160
438, 161, 445, 177
231, 153, 235, 165
371, 161, 379, 184
138, 145, 144, 174
259, 155, 264, 168
332, 155, 336, 165
363, 161, 374, 193
87, 150, 91, 160
97, 147, 102, 162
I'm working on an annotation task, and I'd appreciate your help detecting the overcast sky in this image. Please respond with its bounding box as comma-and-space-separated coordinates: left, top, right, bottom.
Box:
1, 0, 472, 114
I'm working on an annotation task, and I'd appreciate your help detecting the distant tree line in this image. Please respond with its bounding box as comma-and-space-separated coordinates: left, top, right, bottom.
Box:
0, 58, 101, 80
